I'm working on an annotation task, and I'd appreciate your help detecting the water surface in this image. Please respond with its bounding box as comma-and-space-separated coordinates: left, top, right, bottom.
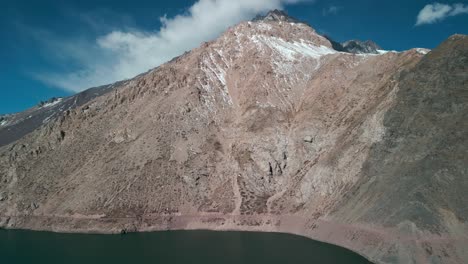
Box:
0, 229, 372, 264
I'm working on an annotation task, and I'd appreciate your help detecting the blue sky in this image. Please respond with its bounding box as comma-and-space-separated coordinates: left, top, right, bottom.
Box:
1, 0, 467, 114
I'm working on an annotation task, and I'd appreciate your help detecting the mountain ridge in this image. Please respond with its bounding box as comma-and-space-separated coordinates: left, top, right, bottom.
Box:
0, 10, 388, 148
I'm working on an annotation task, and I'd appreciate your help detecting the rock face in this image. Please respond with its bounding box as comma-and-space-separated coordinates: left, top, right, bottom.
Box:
341, 40, 382, 54
0, 12, 467, 264
252, 9, 301, 23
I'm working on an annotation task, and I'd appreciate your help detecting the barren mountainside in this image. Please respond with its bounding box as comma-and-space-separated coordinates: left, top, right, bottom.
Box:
0, 11, 467, 264
0, 80, 129, 147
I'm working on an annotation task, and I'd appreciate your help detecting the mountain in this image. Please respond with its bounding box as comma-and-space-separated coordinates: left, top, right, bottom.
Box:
323, 36, 383, 54
0, 80, 129, 147
0, 10, 383, 149
254, 10, 384, 55
341, 40, 382, 54
0, 11, 467, 264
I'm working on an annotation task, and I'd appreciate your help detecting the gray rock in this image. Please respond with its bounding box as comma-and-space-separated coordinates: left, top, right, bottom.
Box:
341, 40, 382, 54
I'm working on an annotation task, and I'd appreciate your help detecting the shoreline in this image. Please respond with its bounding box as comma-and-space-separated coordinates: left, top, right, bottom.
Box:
1, 227, 376, 264
1, 214, 465, 264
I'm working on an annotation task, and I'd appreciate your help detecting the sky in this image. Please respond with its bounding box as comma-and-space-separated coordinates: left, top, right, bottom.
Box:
1, 0, 467, 114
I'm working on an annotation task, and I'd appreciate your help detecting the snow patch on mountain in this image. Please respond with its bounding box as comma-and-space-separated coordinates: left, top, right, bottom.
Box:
255, 22, 273, 31
377, 50, 390, 54
253, 36, 337, 60
415, 48, 430, 55
41, 98, 63, 108
200, 52, 233, 106
354, 49, 399, 56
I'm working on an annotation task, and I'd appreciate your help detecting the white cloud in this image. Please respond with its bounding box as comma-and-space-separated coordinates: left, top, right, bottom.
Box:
416, 3, 468, 26
36, 0, 308, 92
322, 5, 340, 16
451, 3, 468, 16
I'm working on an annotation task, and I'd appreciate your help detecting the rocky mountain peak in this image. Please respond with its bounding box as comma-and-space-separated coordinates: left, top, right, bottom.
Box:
341, 40, 382, 54
252, 9, 300, 23
250, 11, 382, 55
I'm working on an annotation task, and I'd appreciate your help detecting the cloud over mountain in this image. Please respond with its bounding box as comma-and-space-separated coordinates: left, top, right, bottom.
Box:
36, 0, 307, 92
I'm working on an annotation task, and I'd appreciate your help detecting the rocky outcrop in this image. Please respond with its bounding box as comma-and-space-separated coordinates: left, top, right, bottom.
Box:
252, 9, 301, 23
0, 13, 466, 264
341, 40, 382, 54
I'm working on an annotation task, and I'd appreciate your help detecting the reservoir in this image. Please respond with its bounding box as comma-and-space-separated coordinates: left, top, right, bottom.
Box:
0, 229, 372, 264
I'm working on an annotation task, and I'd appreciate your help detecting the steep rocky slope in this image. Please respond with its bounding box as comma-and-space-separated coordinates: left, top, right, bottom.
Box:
0, 12, 467, 264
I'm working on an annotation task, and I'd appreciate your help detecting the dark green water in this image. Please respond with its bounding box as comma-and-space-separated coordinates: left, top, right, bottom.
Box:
0, 229, 372, 264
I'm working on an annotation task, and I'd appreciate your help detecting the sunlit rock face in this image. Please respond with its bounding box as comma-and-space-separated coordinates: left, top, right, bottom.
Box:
0, 10, 467, 264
